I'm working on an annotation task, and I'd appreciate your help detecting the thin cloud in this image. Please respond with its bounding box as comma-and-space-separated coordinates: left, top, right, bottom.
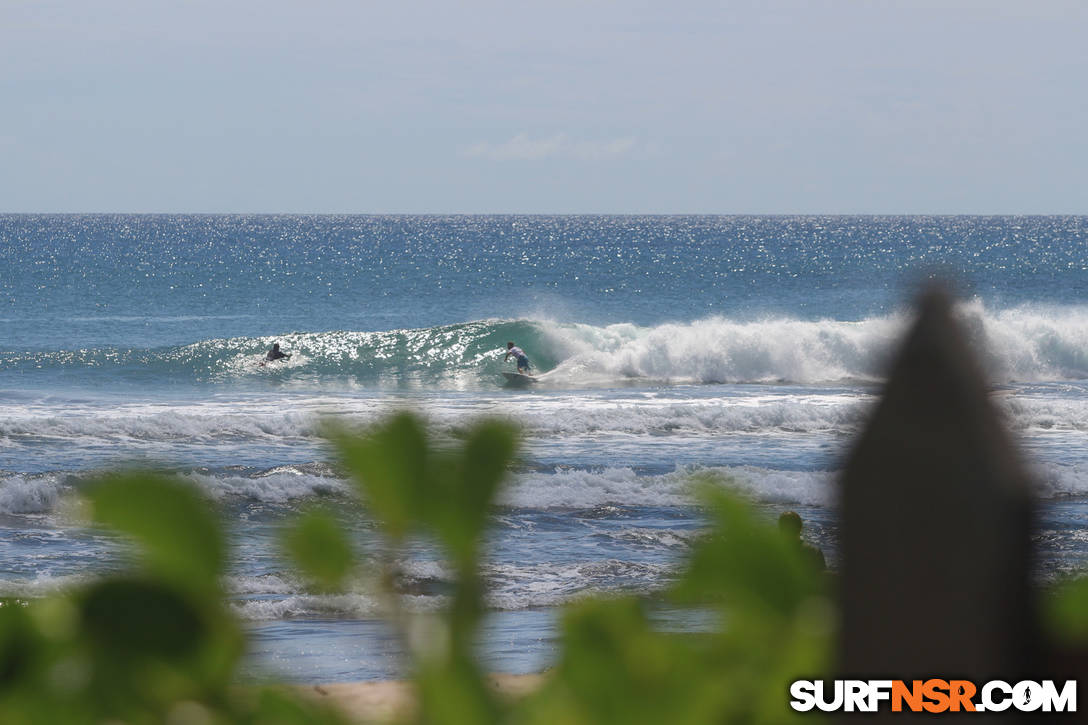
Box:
461, 133, 638, 161
572, 136, 637, 160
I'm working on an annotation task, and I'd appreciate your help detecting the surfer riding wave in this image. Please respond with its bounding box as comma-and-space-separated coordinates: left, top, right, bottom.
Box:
504, 342, 532, 374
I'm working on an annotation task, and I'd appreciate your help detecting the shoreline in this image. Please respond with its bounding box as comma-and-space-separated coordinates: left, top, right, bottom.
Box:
301, 673, 545, 722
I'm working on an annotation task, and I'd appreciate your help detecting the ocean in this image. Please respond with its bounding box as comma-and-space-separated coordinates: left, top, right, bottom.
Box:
3, 214, 1088, 682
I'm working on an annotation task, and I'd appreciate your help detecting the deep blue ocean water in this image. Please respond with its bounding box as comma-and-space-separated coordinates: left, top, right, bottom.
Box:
3, 215, 1088, 682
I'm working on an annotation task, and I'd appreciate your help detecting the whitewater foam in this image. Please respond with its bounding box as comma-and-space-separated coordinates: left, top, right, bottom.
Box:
0, 572, 98, 598
0, 391, 872, 455
538, 315, 901, 384
229, 558, 677, 619
12, 387, 1088, 455
179, 468, 350, 503
1032, 461, 1088, 499
0, 461, 832, 518
959, 301, 1088, 382
0, 473, 66, 515
501, 464, 834, 509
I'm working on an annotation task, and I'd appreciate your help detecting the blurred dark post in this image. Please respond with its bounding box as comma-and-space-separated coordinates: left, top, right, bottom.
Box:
838, 288, 1035, 720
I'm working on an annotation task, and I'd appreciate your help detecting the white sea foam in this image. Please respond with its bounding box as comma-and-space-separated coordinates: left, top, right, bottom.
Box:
0, 465, 349, 516
502, 465, 834, 509
0, 572, 97, 598
537, 315, 901, 384
960, 301, 1088, 382
179, 469, 350, 503
225, 558, 675, 619
1032, 462, 1088, 498
0, 473, 66, 515
0, 460, 832, 517
231, 594, 388, 621
483, 560, 674, 610
506, 394, 871, 435
530, 301, 1088, 385
0, 410, 319, 443
6, 443, 1088, 522
503, 459, 1088, 508
0, 392, 871, 449
228, 573, 300, 596
997, 395, 1088, 432
15, 392, 1080, 445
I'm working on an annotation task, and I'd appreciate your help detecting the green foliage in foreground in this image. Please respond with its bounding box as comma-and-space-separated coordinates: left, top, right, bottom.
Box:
311, 413, 833, 724
2, 411, 848, 723
0, 473, 348, 725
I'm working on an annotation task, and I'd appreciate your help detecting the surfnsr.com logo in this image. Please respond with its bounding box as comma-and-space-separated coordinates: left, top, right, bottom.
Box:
789, 679, 1077, 713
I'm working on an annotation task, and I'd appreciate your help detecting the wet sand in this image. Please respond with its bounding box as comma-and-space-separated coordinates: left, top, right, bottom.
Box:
302, 673, 544, 722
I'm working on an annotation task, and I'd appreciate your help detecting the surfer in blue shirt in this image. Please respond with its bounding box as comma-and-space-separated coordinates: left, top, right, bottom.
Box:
266, 343, 291, 362
504, 342, 532, 374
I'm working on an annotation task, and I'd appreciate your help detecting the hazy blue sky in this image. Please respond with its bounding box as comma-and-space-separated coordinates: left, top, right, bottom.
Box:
2, 1, 1085, 213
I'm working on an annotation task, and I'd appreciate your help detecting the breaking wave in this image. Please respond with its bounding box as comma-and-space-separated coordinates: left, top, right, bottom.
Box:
5, 301, 1088, 387
0, 462, 833, 516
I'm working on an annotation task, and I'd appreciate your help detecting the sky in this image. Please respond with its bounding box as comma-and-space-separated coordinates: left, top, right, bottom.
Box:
2, 0, 1086, 214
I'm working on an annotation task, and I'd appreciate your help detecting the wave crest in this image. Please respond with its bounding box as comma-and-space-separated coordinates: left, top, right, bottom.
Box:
5, 302, 1088, 386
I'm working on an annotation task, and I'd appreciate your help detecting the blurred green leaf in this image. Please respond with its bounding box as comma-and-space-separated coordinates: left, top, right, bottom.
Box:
517, 485, 831, 725
0, 602, 42, 694
434, 420, 519, 568
1043, 575, 1088, 643
523, 597, 728, 725
253, 687, 350, 724
1, 412, 846, 725
282, 509, 356, 593
416, 652, 502, 725
87, 473, 224, 596
0, 470, 355, 725
73, 575, 245, 721
329, 413, 518, 560
328, 412, 430, 541
321, 414, 520, 724
79, 578, 206, 659
672, 483, 821, 618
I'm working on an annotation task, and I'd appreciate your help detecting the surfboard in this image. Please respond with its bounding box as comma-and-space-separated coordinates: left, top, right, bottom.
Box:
501, 372, 538, 386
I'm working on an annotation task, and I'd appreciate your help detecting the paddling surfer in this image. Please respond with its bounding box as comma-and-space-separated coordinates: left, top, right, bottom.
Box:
266, 342, 291, 362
